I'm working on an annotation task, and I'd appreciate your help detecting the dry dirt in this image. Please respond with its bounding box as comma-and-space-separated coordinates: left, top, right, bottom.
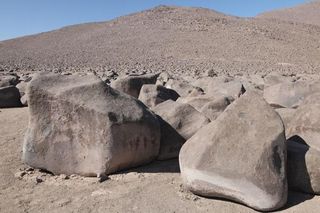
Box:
0, 107, 319, 212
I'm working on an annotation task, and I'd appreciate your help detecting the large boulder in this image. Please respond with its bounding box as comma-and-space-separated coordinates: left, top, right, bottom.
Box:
23, 72, 161, 176
153, 100, 210, 140
206, 80, 246, 99
0, 86, 22, 108
287, 140, 320, 195
152, 100, 209, 160
200, 96, 234, 121
138, 84, 180, 108
286, 95, 320, 149
110, 73, 159, 98
165, 79, 196, 97
179, 91, 287, 211
263, 81, 320, 108
263, 73, 292, 88
176, 95, 216, 111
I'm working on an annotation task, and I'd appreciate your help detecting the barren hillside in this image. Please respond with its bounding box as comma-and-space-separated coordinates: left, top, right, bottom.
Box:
1, 5, 320, 77
258, 1, 320, 26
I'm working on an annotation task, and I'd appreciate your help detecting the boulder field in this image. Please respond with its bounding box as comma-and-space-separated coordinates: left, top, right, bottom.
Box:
1, 71, 320, 211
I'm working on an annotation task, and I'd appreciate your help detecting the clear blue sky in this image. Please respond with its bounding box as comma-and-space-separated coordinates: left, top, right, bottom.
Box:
0, 0, 308, 41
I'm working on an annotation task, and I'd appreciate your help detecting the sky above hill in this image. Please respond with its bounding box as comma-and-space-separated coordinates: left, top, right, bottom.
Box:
0, 0, 309, 41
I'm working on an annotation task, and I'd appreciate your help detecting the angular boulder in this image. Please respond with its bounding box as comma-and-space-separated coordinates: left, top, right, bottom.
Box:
263, 81, 320, 108
286, 96, 320, 150
287, 140, 320, 195
153, 100, 210, 140
23, 72, 161, 176
176, 95, 216, 111
110, 73, 159, 98
200, 96, 233, 121
138, 84, 180, 108
165, 79, 196, 97
207, 80, 246, 99
0, 86, 22, 108
179, 91, 287, 211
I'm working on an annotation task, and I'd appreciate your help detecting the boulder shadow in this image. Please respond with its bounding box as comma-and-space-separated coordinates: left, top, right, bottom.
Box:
279, 190, 314, 211
117, 158, 181, 174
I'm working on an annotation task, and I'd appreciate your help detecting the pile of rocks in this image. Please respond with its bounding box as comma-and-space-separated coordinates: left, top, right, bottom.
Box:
4, 71, 318, 211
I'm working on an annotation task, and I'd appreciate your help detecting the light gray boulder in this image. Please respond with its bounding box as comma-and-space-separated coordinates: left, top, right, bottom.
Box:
286, 95, 320, 150
207, 80, 245, 99
179, 91, 287, 211
263, 81, 320, 108
176, 95, 215, 111
23, 72, 161, 176
110, 73, 159, 98
153, 100, 210, 140
138, 84, 180, 108
200, 96, 234, 121
165, 79, 196, 97
0, 86, 22, 108
263, 73, 292, 88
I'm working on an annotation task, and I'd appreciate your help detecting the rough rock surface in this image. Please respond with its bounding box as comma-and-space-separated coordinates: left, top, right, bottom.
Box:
179, 91, 287, 211
287, 140, 320, 195
165, 79, 196, 97
0, 86, 22, 108
138, 84, 180, 108
156, 116, 185, 160
0, 75, 20, 87
200, 96, 233, 121
110, 73, 159, 98
206, 80, 246, 99
152, 100, 210, 140
263, 81, 320, 108
23, 72, 161, 176
286, 96, 320, 150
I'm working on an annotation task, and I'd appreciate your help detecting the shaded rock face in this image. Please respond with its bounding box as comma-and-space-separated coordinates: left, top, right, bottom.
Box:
0, 75, 20, 87
179, 91, 287, 211
138, 84, 180, 108
0, 86, 22, 108
156, 116, 185, 160
263, 81, 320, 108
110, 73, 159, 98
23, 72, 160, 176
287, 140, 320, 195
153, 100, 210, 140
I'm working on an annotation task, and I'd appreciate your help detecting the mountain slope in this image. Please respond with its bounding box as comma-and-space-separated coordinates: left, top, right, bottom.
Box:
1, 5, 320, 76
258, 1, 320, 26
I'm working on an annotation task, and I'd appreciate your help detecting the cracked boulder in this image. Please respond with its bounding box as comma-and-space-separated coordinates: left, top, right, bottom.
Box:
23, 72, 161, 176
179, 91, 287, 211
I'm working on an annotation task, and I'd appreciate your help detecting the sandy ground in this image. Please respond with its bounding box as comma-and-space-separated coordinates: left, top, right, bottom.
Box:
0, 107, 319, 213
